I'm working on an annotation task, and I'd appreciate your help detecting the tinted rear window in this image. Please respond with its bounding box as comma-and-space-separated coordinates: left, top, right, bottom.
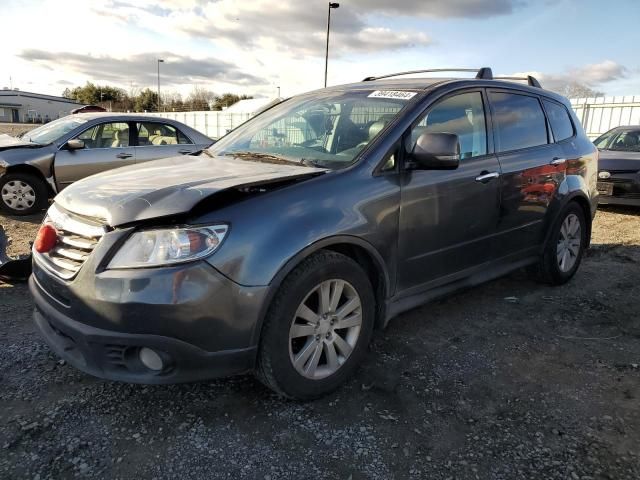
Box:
543, 100, 574, 142
490, 92, 548, 152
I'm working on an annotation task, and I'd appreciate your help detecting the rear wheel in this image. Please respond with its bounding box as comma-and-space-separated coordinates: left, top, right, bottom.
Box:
256, 251, 375, 399
0, 173, 48, 216
535, 202, 587, 285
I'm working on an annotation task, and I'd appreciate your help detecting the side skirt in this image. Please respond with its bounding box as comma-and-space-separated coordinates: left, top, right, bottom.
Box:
384, 251, 539, 326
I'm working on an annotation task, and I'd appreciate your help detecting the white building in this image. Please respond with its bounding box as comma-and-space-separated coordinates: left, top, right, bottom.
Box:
0, 88, 83, 123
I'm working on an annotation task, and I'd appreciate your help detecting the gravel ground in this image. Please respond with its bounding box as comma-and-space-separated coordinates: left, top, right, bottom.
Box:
1, 206, 639, 479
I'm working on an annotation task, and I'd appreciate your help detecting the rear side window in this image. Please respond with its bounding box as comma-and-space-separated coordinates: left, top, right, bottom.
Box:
543, 100, 574, 142
490, 92, 548, 152
137, 122, 193, 146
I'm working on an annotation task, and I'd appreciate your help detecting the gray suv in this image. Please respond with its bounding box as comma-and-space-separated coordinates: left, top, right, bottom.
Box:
0, 113, 212, 215
30, 68, 598, 399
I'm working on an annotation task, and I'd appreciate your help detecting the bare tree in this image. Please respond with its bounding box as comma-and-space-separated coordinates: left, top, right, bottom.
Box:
557, 82, 604, 99
186, 86, 217, 111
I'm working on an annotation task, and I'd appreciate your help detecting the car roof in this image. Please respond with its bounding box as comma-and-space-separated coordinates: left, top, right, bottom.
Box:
609, 125, 640, 131
71, 112, 180, 121
315, 77, 569, 104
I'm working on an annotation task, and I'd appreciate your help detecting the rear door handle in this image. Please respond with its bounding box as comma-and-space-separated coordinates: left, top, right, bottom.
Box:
178, 149, 194, 155
550, 157, 566, 165
116, 152, 133, 159
475, 171, 500, 183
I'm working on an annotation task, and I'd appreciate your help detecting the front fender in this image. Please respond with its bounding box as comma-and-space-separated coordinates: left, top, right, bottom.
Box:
201, 167, 400, 289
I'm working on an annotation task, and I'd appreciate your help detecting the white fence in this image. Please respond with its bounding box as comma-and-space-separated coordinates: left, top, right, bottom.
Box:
140, 111, 253, 139
570, 96, 640, 139
143, 96, 640, 141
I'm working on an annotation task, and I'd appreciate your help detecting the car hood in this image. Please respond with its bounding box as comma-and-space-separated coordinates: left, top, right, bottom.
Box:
598, 150, 640, 171
0, 134, 42, 151
54, 154, 326, 226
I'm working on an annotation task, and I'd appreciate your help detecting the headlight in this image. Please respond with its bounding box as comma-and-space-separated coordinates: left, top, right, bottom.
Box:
107, 225, 228, 269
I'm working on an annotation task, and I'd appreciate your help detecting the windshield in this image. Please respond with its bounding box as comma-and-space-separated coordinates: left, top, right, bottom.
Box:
207, 89, 415, 169
23, 116, 89, 145
595, 129, 640, 152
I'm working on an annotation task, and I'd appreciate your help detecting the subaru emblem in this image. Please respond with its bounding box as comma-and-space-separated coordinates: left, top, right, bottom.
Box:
598, 171, 611, 179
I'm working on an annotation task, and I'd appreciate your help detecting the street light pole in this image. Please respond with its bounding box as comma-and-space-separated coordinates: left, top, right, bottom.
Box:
324, 2, 339, 88
157, 58, 164, 112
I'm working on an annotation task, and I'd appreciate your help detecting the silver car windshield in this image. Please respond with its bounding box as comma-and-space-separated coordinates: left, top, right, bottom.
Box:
23, 116, 89, 145
207, 90, 416, 169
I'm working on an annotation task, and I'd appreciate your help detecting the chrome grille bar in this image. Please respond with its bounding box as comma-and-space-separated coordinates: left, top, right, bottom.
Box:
34, 204, 105, 280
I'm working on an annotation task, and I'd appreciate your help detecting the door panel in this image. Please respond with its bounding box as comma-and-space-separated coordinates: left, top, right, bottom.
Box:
494, 144, 565, 252
54, 122, 135, 188
397, 156, 502, 292
397, 90, 501, 293
134, 121, 197, 164
488, 91, 566, 253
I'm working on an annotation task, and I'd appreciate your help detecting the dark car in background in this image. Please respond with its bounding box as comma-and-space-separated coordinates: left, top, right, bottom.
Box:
594, 126, 640, 207
30, 67, 598, 399
0, 113, 213, 215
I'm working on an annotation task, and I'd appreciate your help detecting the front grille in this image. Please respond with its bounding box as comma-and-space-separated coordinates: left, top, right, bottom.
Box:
620, 192, 640, 199
605, 177, 633, 184
35, 204, 106, 280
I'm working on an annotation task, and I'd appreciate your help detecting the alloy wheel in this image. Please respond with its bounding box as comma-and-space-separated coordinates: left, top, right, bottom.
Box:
289, 279, 362, 380
556, 213, 582, 273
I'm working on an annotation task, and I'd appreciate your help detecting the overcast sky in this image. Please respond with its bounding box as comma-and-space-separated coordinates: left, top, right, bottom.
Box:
2, 0, 638, 99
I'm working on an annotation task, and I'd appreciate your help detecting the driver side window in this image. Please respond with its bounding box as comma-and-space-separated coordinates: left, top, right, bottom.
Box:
408, 92, 488, 160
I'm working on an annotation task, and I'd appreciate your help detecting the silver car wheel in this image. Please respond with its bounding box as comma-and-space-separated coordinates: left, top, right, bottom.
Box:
1, 180, 36, 211
289, 279, 362, 380
556, 213, 581, 273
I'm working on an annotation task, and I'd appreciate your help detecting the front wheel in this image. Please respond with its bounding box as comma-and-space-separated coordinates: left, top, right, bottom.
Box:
256, 251, 375, 399
0, 173, 48, 216
535, 202, 587, 285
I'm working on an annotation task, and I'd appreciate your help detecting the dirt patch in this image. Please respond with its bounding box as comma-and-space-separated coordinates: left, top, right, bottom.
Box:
1, 206, 639, 479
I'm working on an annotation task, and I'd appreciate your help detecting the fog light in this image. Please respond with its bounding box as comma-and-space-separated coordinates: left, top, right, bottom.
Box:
139, 347, 163, 371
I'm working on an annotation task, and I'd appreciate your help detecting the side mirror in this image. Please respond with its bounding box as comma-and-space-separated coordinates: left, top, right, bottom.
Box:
409, 132, 460, 170
66, 139, 85, 151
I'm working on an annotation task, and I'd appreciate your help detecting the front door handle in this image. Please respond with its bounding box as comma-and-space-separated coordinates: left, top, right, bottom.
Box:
550, 157, 566, 166
178, 149, 193, 155
116, 152, 133, 159
475, 171, 500, 183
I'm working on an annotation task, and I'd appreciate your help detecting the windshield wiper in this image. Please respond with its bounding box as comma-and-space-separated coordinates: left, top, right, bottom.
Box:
300, 158, 325, 168
223, 151, 309, 167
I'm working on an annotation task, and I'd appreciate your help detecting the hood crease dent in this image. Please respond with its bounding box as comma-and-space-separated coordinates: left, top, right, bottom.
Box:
55, 155, 325, 226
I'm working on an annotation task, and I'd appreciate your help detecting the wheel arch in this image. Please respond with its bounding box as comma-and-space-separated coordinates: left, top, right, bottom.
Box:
542, 191, 593, 252
2, 164, 55, 197
251, 235, 391, 345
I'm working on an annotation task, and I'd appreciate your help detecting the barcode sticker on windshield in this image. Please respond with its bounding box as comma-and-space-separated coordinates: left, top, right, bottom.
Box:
368, 90, 417, 100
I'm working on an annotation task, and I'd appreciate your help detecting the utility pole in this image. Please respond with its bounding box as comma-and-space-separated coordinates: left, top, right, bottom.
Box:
157, 58, 164, 112
324, 2, 340, 88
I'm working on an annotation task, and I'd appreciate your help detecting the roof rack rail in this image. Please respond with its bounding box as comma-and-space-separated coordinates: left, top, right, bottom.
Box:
493, 76, 542, 88
362, 67, 493, 82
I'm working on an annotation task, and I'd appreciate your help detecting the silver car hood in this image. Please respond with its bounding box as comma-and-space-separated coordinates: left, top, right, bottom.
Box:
0, 134, 41, 151
54, 154, 326, 226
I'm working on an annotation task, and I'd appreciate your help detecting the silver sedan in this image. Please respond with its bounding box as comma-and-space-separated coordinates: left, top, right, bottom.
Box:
0, 113, 213, 215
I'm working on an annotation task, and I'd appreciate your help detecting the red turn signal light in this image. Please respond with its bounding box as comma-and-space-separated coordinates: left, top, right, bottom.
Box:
34, 224, 58, 253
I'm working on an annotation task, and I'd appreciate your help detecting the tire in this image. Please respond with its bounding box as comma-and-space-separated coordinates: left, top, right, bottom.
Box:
256, 250, 375, 400
535, 202, 587, 285
0, 173, 49, 216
